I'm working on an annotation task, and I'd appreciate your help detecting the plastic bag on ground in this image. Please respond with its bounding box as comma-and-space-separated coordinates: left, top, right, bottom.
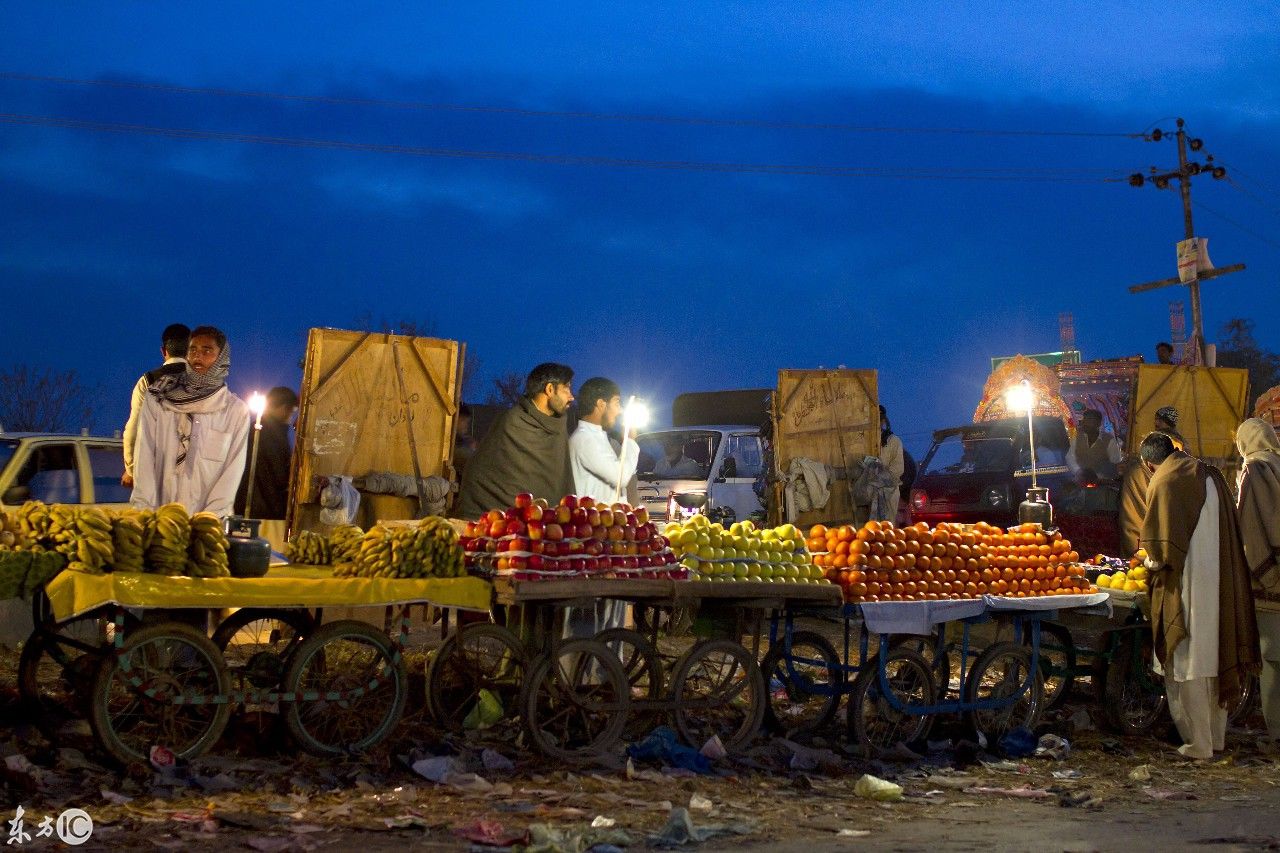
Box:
626, 726, 711, 775
853, 774, 903, 802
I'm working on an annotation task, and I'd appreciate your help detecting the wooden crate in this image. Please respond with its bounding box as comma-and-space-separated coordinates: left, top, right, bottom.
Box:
770, 369, 879, 528
287, 329, 464, 535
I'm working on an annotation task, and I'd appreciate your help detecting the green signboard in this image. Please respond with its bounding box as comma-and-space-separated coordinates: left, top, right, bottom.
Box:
990, 350, 1081, 373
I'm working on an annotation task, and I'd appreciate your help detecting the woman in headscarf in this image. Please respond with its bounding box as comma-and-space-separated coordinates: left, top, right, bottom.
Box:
131, 326, 251, 516
1236, 417, 1280, 736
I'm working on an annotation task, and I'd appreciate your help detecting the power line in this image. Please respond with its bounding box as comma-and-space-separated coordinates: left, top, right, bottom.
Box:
1226, 177, 1280, 218
1193, 199, 1280, 252
0, 71, 1146, 139
0, 111, 1132, 182
1219, 162, 1280, 199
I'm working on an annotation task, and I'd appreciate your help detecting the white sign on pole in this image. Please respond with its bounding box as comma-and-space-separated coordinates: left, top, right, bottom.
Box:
1176, 237, 1213, 283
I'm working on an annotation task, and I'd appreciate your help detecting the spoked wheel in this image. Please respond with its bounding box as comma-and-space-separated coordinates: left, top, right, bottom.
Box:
426, 623, 527, 731
888, 631, 956, 697
1228, 675, 1260, 727
965, 642, 1045, 742
634, 604, 693, 639
591, 628, 665, 738
1102, 631, 1166, 735
282, 620, 408, 756
211, 608, 315, 691
671, 639, 767, 752
521, 639, 630, 760
847, 646, 936, 750
19, 609, 140, 734
89, 622, 232, 765
1025, 622, 1076, 711
761, 630, 842, 736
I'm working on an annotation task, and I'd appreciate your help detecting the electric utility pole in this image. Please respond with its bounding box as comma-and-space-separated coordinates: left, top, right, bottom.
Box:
1126, 118, 1244, 363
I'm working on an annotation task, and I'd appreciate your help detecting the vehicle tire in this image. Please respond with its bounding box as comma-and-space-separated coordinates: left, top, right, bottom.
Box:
1024, 622, 1076, 711
211, 608, 315, 690
283, 620, 408, 756
846, 646, 936, 751
89, 622, 232, 765
888, 631, 956, 698
19, 610, 140, 733
521, 639, 630, 760
1101, 630, 1167, 736
760, 630, 842, 736
670, 639, 766, 753
591, 628, 665, 737
426, 623, 526, 731
964, 641, 1044, 742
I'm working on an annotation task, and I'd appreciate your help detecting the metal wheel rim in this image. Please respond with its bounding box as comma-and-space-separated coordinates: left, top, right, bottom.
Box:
427, 624, 525, 729
967, 643, 1043, 739
850, 648, 936, 749
523, 639, 629, 760
762, 631, 841, 735
672, 640, 766, 752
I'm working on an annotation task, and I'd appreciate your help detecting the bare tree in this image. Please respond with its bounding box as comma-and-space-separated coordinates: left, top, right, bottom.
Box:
486, 372, 525, 407
1218, 318, 1280, 396
0, 366, 96, 432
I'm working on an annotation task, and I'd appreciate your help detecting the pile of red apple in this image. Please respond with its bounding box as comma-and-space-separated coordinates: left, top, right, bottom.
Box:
461, 493, 684, 580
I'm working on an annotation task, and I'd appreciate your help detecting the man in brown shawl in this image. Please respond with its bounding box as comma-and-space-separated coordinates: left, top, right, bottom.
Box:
1235, 417, 1280, 736
1118, 416, 1185, 556
457, 363, 576, 520
1139, 432, 1261, 758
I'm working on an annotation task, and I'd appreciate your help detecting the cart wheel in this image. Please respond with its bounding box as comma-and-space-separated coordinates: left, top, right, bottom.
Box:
89, 622, 232, 765
1101, 631, 1166, 735
426, 623, 526, 731
847, 646, 936, 751
1228, 675, 1260, 727
19, 610, 140, 733
670, 639, 766, 753
634, 604, 692, 639
521, 639, 630, 760
211, 609, 315, 690
1024, 622, 1076, 711
888, 631, 956, 697
591, 628, 665, 737
761, 630, 842, 736
282, 620, 408, 756
965, 641, 1044, 741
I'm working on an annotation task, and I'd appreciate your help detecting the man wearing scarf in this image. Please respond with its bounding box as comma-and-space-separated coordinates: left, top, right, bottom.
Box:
131, 326, 251, 517
457, 363, 575, 520
122, 323, 189, 488
1235, 418, 1280, 735
1118, 410, 1186, 556
1139, 432, 1261, 758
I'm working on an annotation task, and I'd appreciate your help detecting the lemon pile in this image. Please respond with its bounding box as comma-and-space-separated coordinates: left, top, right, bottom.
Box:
1096, 563, 1149, 593
663, 516, 822, 582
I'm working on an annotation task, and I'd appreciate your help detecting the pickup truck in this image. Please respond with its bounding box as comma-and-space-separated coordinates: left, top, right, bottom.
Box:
633, 425, 766, 524
0, 433, 131, 510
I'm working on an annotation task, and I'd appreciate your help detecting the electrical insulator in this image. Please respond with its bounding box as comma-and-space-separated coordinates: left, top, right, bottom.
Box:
1151, 128, 1164, 141
1129, 173, 1145, 187
1187, 163, 1201, 175
1212, 167, 1227, 179
1190, 138, 1204, 151
1154, 176, 1170, 189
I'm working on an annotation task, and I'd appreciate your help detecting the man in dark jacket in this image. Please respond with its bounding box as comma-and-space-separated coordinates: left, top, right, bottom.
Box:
457, 363, 575, 519
235, 386, 299, 519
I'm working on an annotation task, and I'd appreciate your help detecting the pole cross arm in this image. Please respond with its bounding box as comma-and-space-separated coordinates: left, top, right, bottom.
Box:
1127, 262, 1246, 294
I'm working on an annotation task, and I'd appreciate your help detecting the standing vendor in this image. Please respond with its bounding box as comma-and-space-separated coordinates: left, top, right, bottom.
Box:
877, 405, 905, 522
457, 363, 575, 519
1066, 409, 1125, 483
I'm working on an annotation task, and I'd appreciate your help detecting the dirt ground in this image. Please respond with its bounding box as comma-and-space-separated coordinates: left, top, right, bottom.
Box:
2, 609, 1278, 853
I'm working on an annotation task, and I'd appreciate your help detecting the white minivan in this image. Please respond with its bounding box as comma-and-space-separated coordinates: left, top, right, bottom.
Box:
634, 425, 766, 525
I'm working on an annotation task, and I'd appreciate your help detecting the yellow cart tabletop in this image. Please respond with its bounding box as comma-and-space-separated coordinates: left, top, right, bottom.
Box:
45, 565, 492, 621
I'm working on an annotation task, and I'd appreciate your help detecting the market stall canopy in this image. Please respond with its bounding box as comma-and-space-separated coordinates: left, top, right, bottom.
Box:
1129, 364, 1249, 463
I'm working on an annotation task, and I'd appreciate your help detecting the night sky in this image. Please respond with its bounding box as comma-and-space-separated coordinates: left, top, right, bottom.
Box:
2, 3, 1277, 455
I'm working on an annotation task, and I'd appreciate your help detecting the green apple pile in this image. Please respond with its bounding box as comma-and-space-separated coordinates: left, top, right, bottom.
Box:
663, 515, 823, 583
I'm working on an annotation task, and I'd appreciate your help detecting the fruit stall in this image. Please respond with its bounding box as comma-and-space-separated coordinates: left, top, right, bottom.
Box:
1, 500, 489, 766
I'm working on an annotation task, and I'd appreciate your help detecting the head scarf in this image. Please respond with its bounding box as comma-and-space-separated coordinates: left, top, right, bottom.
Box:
148, 340, 230, 406
1237, 417, 1280, 463
879, 404, 892, 441
1156, 405, 1180, 428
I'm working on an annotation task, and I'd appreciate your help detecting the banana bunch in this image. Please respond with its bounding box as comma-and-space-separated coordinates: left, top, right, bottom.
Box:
286, 530, 331, 565
16, 501, 52, 545
62, 506, 114, 574
187, 512, 230, 578
0, 510, 25, 550
146, 503, 190, 575
329, 524, 365, 565
338, 517, 464, 579
109, 509, 152, 573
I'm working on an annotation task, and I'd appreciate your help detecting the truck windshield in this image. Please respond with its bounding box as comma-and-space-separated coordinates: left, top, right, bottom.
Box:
921, 435, 1014, 476
0, 439, 16, 471
636, 430, 721, 481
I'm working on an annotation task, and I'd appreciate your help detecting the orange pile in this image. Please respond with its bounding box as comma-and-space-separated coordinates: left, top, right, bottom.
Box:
810, 520, 1095, 603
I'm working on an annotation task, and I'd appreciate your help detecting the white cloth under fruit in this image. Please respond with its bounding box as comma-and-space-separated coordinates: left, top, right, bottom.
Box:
569, 421, 640, 505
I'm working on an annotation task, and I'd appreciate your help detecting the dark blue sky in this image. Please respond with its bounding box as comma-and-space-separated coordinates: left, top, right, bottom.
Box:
2, 3, 1278, 454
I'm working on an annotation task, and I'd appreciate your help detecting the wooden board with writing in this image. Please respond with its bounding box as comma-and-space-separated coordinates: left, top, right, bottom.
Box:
288, 328, 464, 534
770, 369, 879, 528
